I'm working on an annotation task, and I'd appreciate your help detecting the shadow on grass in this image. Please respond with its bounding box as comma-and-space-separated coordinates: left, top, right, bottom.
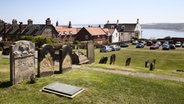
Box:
0, 81, 12, 88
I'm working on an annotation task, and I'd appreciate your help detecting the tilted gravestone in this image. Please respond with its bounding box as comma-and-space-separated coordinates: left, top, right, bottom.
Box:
86, 41, 95, 64
10, 40, 35, 85
38, 44, 55, 77
59, 45, 72, 73
99, 56, 108, 64
125, 57, 131, 66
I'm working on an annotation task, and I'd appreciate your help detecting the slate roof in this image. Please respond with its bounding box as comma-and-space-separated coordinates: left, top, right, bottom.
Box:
104, 23, 137, 32
0, 24, 58, 37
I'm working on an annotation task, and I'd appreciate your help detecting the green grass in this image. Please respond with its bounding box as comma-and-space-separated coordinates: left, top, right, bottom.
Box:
82, 46, 184, 77
0, 68, 184, 104
1, 47, 184, 104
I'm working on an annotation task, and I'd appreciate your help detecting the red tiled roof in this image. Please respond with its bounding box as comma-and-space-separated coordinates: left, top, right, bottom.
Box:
103, 28, 115, 35
85, 27, 107, 36
55, 26, 81, 35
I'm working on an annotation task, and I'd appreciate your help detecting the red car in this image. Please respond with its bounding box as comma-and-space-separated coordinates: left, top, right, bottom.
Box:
150, 44, 159, 49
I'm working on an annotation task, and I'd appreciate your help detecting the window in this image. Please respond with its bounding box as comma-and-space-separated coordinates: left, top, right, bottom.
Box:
111, 25, 115, 29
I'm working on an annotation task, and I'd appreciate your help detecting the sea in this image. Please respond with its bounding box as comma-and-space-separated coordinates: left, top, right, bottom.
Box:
142, 29, 184, 39
72, 24, 184, 39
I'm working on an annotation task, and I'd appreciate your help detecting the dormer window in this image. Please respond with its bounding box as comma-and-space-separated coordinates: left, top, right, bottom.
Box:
121, 25, 125, 31
111, 25, 115, 29
69, 31, 72, 35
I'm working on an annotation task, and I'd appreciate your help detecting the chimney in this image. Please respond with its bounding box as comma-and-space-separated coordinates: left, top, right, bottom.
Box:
12, 19, 17, 24
68, 21, 72, 28
137, 18, 139, 24
46, 18, 51, 25
56, 21, 59, 26
117, 20, 119, 25
19, 22, 23, 34
107, 20, 110, 24
27, 19, 33, 25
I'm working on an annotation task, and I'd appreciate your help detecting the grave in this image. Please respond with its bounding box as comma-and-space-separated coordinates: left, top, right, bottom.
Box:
150, 62, 155, 71
10, 40, 35, 85
38, 44, 55, 77
86, 41, 95, 64
99, 56, 108, 64
41, 82, 84, 98
125, 57, 131, 66
110, 54, 116, 64
72, 51, 89, 64
59, 45, 72, 73
145, 60, 149, 68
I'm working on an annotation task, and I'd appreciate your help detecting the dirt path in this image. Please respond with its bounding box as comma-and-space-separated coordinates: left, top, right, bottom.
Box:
72, 65, 184, 82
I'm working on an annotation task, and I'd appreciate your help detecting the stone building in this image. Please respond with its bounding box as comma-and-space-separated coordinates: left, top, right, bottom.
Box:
104, 19, 142, 42
0, 18, 58, 42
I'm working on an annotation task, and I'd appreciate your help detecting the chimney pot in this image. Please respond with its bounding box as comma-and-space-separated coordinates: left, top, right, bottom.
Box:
28, 19, 33, 25
46, 18, 51, 25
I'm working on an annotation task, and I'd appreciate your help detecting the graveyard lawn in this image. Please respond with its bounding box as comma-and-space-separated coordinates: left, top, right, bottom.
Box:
82, 47, 184, 78
0, 68, 184, 104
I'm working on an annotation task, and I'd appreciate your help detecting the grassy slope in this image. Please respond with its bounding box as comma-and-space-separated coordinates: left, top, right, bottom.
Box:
88, 46, 184, 77
1, 47, 184, 104
0, 68, 184, 104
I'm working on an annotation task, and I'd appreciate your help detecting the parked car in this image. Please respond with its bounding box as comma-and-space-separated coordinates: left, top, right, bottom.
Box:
163, 41, 169, 46
182, 43, 184, 48
150, 44, 159, 49
132, 40, 138, 45
156, 41, 161, 46
140, 41, 146, 45
169, 44, 176, 49
120, 42, 128, 47
136, 43, 144, 48
147, 40, 153, 46
100, 45, 112, 52
162, 44, 170, 50
110, 45, 120, 51
175, 41, 181, 47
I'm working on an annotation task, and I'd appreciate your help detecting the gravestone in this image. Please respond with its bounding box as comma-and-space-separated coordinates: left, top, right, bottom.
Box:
87, 41, 95, 64
72, 52, 89, 64
153, 59, 156, 64
99, 56, 108, 64
125, 57, 131, 66
10, 40, 35, 85
38, 44, 55, 77
110, 54, 116, 64
150, 62, 155, 71
59, 45, 72, 73
145, 60, 149, 68
2, 48, 10, 55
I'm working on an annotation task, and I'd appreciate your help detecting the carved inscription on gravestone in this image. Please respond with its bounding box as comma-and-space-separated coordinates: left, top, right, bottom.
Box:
10, 40, 35, 85
38, 44, 55, 77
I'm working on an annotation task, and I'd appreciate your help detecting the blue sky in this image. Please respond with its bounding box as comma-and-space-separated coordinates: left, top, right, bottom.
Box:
1, 0, 184, 25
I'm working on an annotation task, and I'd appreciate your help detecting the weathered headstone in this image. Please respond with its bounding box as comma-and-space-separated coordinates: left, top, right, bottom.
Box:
110, 54, 116, 64
59, 45, 72, 73
87, 41, 95, 64
153, 59, 156, 64
145, 60, 149, 68
2, 47, 10, 55
125, 57, 131, 66
150, 62, 155, 71
72, 52, 89, 64
38, 44, 55, 77
99, 56, 108, 64
10, 40, 35, 85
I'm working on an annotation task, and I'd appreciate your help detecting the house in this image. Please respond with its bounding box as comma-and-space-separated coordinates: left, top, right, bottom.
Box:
103, 28, 119, 43
104, 19, 142, 42
55, 21, 81, 42
75, 27, 107, 44
0, 18, 58, 42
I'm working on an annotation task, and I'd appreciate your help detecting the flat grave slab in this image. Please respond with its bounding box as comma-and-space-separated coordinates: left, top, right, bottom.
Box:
41, 82, 84, 98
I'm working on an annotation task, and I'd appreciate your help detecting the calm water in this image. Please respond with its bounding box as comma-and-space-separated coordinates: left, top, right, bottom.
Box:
142, 29, 184, 39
